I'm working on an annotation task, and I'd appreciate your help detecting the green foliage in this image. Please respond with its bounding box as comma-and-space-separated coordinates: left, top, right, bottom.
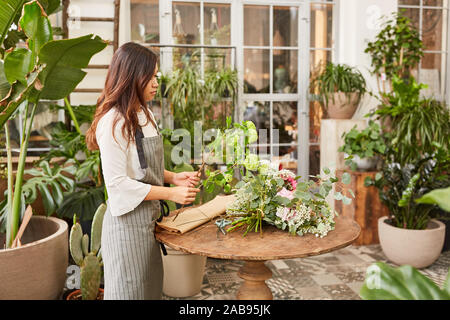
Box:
365, 145, 450, 230
56, 185, 105, 222
69, 203, 106, 300
310, 62, 366, 109
364, 11, 424, 93
416, 187, 450, 213
338, 120, 386, 171
369, 76, 450, 166
360, 262, 450, 300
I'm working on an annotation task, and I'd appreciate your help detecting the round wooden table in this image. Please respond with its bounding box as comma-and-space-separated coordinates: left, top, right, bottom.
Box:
156, 216, 361, 300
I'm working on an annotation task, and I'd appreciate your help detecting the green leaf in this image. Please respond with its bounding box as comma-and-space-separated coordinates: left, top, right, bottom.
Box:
415, 187, 450, 212
4, 48, 33, 84
0, 64, 44, 128
342, 172, 351, 185
360, 262, 450, 300
38, 34, 107, 100
0, 0, 27, 47
56, 186, 105, 222
19, 0, 53, 59
0, 60, 11, 100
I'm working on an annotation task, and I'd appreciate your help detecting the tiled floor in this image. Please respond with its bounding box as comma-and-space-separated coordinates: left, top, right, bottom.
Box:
162, 245, 450, 300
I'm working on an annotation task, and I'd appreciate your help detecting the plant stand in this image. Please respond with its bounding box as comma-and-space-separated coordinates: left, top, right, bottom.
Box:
335, 170, 389, 245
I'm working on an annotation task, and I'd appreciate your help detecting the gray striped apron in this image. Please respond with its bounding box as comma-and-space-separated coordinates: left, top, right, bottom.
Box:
102, 127, 164, 300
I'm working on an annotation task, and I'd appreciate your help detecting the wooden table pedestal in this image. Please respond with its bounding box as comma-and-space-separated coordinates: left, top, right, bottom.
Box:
236, 261, 273, 300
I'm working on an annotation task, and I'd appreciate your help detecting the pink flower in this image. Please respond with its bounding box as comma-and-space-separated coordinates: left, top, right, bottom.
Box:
277, 187, 294, 200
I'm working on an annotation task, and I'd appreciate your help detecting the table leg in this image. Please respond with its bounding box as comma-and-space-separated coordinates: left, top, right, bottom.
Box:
236, 261, 273, 300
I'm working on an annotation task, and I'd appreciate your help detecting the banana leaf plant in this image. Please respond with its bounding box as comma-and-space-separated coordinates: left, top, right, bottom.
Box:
360, 262, 450, 300
0, 0, 107, 248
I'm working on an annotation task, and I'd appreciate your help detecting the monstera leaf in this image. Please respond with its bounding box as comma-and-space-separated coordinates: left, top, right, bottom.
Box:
57, 185, 105, 222
38, 34, 107, 100
22, 160, 77, 216
360, 262, 450, 300
0, 0, 27, 47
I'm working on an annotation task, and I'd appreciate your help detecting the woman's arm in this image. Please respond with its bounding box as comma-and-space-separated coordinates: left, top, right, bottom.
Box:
164, 169, 176, 185
144, 185, 199, 204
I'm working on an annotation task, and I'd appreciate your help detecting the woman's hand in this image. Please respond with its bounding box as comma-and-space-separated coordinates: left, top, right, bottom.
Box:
169, 186, 200, 205
172, 171, 200, 187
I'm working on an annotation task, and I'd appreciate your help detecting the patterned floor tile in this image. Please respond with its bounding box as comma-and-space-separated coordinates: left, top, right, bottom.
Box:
267, 277, 301, 300
346, 281, 365, 296
310, 273, 343, 286
321, 284, 360, 300
296, 286, 332, 300
334, 271, 366, 283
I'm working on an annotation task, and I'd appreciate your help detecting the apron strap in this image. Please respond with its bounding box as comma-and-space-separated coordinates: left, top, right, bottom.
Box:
135, 126, 148, 170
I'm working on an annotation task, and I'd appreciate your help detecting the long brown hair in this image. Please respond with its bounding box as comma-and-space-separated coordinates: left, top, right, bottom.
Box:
86, 42, 158, 150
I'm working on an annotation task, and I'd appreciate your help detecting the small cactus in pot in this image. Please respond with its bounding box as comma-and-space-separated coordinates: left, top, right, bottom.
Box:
69, 203, 107, 300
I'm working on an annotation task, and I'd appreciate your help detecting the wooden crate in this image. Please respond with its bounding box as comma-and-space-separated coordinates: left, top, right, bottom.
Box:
335, 170, 389, 246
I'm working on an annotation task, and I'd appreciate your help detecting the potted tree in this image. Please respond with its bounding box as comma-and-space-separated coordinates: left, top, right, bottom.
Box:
0, 0, 106, 299
338, 120, 386, 171
310, 62, 366, 119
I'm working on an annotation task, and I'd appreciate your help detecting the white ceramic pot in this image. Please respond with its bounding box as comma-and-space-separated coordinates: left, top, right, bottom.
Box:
161, 247, 207, 298
0, 216, 68, 299
378, 216, 445, 269
353, 155, 378, 171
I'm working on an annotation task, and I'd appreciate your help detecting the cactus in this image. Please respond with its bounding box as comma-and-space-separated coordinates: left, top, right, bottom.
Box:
69, 203, 107, 300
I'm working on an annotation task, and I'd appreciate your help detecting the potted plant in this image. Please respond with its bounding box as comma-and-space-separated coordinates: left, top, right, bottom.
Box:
0, 0, 106, 299
366, 144, 449, 268
365, 12, 424, 97
66, 203, 106, 300
310, 62, 366, 119
338, 120, 386, 171
360, 261, 450, 300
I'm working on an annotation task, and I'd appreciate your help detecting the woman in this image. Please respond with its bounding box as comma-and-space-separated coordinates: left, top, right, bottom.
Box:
86, 42, 200, 300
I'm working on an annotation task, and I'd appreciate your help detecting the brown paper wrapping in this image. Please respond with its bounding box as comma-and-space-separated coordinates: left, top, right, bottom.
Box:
156, 194, 236, 234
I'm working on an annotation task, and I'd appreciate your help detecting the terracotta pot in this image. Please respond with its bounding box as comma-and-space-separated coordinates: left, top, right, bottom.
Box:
326, 92, 360, 119
66, 288, 104, 300
161, 247, 207, 298
378, 216, 445, 269
0, 216, 68, 299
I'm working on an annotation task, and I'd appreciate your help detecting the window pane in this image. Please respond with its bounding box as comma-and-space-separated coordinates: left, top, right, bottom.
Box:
310, 49, 332, 78
244, 5, 270, 46
204, 48, 232, 71
273, 145, 297, 174
310, 3, 333, 48
172, 47, 201, 69
273, 102, 297, 144
420, 52, 445, 98
273, 50, 298, 93
423, 0, 444, 6
401, 7, 420, 30
130, 0, 159, 43
244, 49, 270, 93
273, 6, 298, 47
399, 0, 420, 5
172, 2, 200, 44
204, 3, 231, 45
309, 145, 320, 177
243, 101, 270, 144
422, 9, 446, 51
309, 101, 323, 144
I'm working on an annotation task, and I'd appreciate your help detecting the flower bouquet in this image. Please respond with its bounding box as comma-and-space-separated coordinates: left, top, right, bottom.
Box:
200, 117, 353, 238
224, 160, 353, 237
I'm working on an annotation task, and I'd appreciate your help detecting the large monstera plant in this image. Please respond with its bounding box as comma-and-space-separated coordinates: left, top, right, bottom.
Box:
0, 0, 107, 248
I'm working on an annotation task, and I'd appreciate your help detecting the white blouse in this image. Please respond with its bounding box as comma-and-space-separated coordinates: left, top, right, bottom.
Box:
96, 107, 159, 217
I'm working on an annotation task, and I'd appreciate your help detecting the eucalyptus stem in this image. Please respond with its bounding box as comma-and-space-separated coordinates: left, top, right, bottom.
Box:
4, 121, 14, 248
8, 100, 38, 248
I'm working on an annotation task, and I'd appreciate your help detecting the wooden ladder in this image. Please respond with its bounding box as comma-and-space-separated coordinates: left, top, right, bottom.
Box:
61, 0, 121, 94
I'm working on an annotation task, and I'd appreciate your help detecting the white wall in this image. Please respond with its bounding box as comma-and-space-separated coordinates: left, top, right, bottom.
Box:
63, 0, 131, 106
336, 0, 398, 119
